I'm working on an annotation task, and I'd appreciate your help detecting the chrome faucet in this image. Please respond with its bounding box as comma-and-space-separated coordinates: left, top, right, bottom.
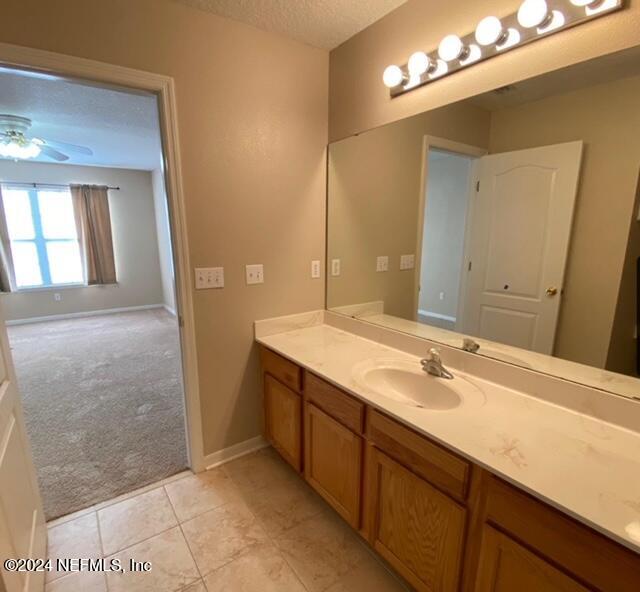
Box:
421, 348, 454, 380
462, 338, 480, 353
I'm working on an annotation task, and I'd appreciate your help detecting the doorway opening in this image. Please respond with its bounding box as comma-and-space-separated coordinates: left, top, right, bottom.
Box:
0, 65, 189, 520
418, 148, 477, 332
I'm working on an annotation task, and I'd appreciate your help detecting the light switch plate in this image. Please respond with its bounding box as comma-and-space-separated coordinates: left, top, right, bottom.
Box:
311, 260, 321, 279
245, 264, 264, 285
331, 258, 341, 277
400, 254, 415, 270
376, 256, 389, 272
195, 267, 224, 289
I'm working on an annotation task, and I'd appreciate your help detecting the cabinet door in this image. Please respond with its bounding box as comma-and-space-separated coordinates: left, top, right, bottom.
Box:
264, 374, 302, 471
304, 402, 362, 528
474, 526, 589, 592
367, 447, 465, 592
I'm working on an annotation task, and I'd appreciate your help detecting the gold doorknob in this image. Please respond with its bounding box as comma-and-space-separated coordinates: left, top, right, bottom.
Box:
546, 286, 558, 296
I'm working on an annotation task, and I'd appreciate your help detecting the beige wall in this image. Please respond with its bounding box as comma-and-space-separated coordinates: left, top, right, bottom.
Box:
607, 174, 640, 376
0, 161, 164, 321
329, 0, 640, 141
151, 168, 176, 313
327, 102, 490, 318
0, 0, 328, 456
489, 74, 640, 368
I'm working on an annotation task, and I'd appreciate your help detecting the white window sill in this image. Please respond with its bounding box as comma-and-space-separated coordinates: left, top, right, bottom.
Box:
4, 283, 119, 294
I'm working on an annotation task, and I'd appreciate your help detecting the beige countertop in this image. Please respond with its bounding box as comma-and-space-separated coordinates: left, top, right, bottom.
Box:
256, 320, 640, 554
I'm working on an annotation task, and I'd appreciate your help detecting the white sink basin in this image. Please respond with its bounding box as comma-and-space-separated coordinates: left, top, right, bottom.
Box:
353, 358, 484, 411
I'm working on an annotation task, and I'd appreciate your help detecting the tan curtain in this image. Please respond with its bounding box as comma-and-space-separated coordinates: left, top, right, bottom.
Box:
0, 186, 16, 292
71, 185, 117, 285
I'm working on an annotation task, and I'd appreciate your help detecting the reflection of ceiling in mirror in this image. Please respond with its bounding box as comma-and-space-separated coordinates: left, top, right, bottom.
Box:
469, 45, 640, 111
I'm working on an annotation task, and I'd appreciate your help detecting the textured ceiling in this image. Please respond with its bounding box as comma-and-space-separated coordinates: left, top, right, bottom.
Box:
0, 69, 162, 170
173, 0, 408, 49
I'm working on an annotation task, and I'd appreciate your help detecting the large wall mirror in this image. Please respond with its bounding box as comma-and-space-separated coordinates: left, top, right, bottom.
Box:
327, 46, 640, 400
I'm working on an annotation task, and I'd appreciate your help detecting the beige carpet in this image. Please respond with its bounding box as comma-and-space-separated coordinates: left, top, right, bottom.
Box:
8, 308, 188, 520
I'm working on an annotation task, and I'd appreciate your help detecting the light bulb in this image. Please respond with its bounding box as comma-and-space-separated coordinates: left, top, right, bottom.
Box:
517, 0, 550, 28
0, 140, 41, 160
407, 52, 431, 76
438, 35, 466, 62
475, 16, 505, 46
382, 65, 404, 88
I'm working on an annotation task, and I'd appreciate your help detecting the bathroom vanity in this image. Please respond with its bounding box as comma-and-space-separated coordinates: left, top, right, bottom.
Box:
255, 313, 640, 592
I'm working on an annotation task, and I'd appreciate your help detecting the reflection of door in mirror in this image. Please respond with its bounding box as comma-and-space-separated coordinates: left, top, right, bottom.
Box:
462, 142, 583, 355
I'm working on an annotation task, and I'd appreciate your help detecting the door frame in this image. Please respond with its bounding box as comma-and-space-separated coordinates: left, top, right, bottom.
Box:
414, 135, 487, 328
0, 42, 206, 471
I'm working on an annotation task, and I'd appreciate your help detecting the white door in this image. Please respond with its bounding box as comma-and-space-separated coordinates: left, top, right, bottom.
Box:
0, 300, 46, 592
463, 141, 583, 354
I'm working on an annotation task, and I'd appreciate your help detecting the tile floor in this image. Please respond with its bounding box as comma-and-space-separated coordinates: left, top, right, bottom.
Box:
45, 447, 408, 592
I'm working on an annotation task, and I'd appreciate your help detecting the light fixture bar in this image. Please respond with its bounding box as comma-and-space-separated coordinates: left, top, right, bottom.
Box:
385, 0, 624, 98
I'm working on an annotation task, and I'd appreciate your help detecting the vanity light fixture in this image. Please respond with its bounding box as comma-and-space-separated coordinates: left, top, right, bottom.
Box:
475, 16, 507, 46
407, 52, 434, 76
517, 0, 552, 28
382, 0, 624, 97
382, 65, 406, 88
438, 35, 468, 62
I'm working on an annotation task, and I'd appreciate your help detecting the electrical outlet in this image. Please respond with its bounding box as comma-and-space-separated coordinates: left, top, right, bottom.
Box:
53, 292, 62, 302
331, 259, 341, 277
245, 264, 264, 285
439, 291, 445, 301
195, 267, 224, 289
376, 256, 389, 272
311, 260, 321, 279
400, 254, 415, 270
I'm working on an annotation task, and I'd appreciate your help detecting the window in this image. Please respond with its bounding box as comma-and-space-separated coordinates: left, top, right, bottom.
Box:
2, 186, 84, 289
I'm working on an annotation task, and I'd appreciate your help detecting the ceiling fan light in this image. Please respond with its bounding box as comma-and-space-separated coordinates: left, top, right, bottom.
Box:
0, 140, 41, 160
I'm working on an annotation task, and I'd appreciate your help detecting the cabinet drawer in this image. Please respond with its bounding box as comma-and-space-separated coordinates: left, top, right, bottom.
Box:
305, 372, 364, 434
260, 347, 302, 393
367, 409, 469, 501
304, 402, 362, 528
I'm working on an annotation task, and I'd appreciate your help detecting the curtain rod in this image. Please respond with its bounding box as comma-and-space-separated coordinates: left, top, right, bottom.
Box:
1, 181, 120, 191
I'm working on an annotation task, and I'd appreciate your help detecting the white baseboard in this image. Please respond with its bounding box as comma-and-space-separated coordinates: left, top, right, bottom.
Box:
417, 309, 456, 323
163, 304, 177, 316
6, 304, 166, 326
204, 435, 269, 471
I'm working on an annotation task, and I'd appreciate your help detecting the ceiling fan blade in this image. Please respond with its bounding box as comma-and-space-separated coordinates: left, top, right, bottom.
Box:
44, 139, 93, 156
39, 145, 69, 162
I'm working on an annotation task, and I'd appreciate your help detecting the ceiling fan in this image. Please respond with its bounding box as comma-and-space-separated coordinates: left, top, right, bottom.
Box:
0, 114, 93, 162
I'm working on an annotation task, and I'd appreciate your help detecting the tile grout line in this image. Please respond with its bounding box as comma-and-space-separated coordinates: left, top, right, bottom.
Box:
92, 509, 110, 592
164, 484, 206, 589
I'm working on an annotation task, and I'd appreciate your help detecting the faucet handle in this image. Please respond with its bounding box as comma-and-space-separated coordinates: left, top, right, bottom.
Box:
428, 348, 441, 362
462, 338, 480, 353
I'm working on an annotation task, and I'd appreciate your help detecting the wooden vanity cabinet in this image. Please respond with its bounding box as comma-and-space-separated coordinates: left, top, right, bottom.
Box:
366, 445, 466, 592
258, 346, 640, 592
303, 371, 365, 528
470, 475, 640, 592
260, 349, 302, 471
304, 402, 362, 527
474, 526, 590, 592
